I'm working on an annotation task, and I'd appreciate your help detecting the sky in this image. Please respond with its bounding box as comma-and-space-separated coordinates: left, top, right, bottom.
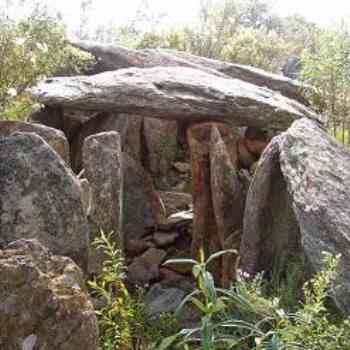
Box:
4, 0, 350, 31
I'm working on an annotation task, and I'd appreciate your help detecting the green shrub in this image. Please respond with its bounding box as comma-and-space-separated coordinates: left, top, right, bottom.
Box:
89, 231, 180, 350
158, 250, 350, 350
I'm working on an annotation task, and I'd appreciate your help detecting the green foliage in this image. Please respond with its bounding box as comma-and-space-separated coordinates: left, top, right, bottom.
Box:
222, 28, 292, 72
89, 231, 180, 350
158, 250, 350, 350
0, 7, 94, 121
89, 231, 134, 349
300, 27, 350, 141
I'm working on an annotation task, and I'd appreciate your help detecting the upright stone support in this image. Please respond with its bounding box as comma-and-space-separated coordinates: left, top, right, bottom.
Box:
187, 124, 220, 269
83, 131, 123, 274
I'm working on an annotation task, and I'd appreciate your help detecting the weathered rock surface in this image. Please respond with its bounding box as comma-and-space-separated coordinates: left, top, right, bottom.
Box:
187, 123, 219, 264
83, 131, 123, 273
154, 232, 179, 247
210, 126, 245, 285
278, 118, 350, 314
240, 138, 301, 274
123, 153, 165, 241
0, 239, 98, 350
0, 120, 70, 164
128, 248, 167, 285
237, 137, 257, 169
71, 41, 307, 104
159, 191, 192, 216
241, 117, 350, 314
69, 111, 128, 172
143, 117, 178, 178
0, 133, 89, 270
144, 283, 185, 316
28, 66, 318, 130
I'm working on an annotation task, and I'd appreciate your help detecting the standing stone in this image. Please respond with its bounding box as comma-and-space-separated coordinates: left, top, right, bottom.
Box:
278, 118, 350, 315
71, 112, 128, 172
187, 123, 219, 266
240, 138, 301, 275
0, 120, 70, 164
83, 131, 123, 273
210, 126, 245, 285
143, 117, 178, 180
0, 239, 98, 350
123, 153, 165, 242
0, 133, 89, 270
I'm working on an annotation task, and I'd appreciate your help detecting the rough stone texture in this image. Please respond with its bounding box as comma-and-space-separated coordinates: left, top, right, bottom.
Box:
127, 248, 167, 285
0, 133, 89, 270
240, 137, 301, 275
144, 283, 185, 316
159, 191, 192, 216
154, 232, 179, 247
237, 138, 257, 169
83, 131, 123, 273
143, 117, 178, 178
278, 118, 350, 315
80, 178, 91, 216
123, 153, 165, 242
0, 120, 70, 164
187, 124, 220, 266
29, 66, 319, 130
71, 41, 308, 104
0, 239, 98, 350
123, 114, 144, 161
244, 127, 272, 157
210, 126, 245, 286
70, 112, 128, 172
241, 118, 350, 315
126, 239, 154, 256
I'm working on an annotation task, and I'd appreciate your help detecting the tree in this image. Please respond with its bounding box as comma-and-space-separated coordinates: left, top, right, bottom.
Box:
222, 28, 292, 72
301, 27, 350, 143
0, 3, 94, 121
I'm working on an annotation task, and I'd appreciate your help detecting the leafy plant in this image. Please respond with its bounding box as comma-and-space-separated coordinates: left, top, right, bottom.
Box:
89, 230, 180, 350
0, 5, 94, 121
89, 230, 134, 349
157, 250, 350, 350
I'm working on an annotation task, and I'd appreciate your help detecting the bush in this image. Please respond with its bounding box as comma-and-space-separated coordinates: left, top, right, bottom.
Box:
158, 250, 350, 350
0, 10, 94, 121
89, 231, 179, 350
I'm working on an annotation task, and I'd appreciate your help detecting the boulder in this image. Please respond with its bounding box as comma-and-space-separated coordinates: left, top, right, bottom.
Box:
29, 66, 319, 130
241, 118, 350, 314
240, 138, 301, 274
126, 239, 154, 256
144, 283, 185, 316
0, 133, 89, 270
278, 118, 350, 314
0, 120, 70, 164
123, 153, 165, 241
127, 248, 167, 285
153, 232, 179, 247
0, 239, 98, 350
82, 131, 123, 273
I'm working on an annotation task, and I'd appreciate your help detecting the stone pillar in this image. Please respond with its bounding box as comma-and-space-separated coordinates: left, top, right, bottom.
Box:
83, 131, 123, 274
